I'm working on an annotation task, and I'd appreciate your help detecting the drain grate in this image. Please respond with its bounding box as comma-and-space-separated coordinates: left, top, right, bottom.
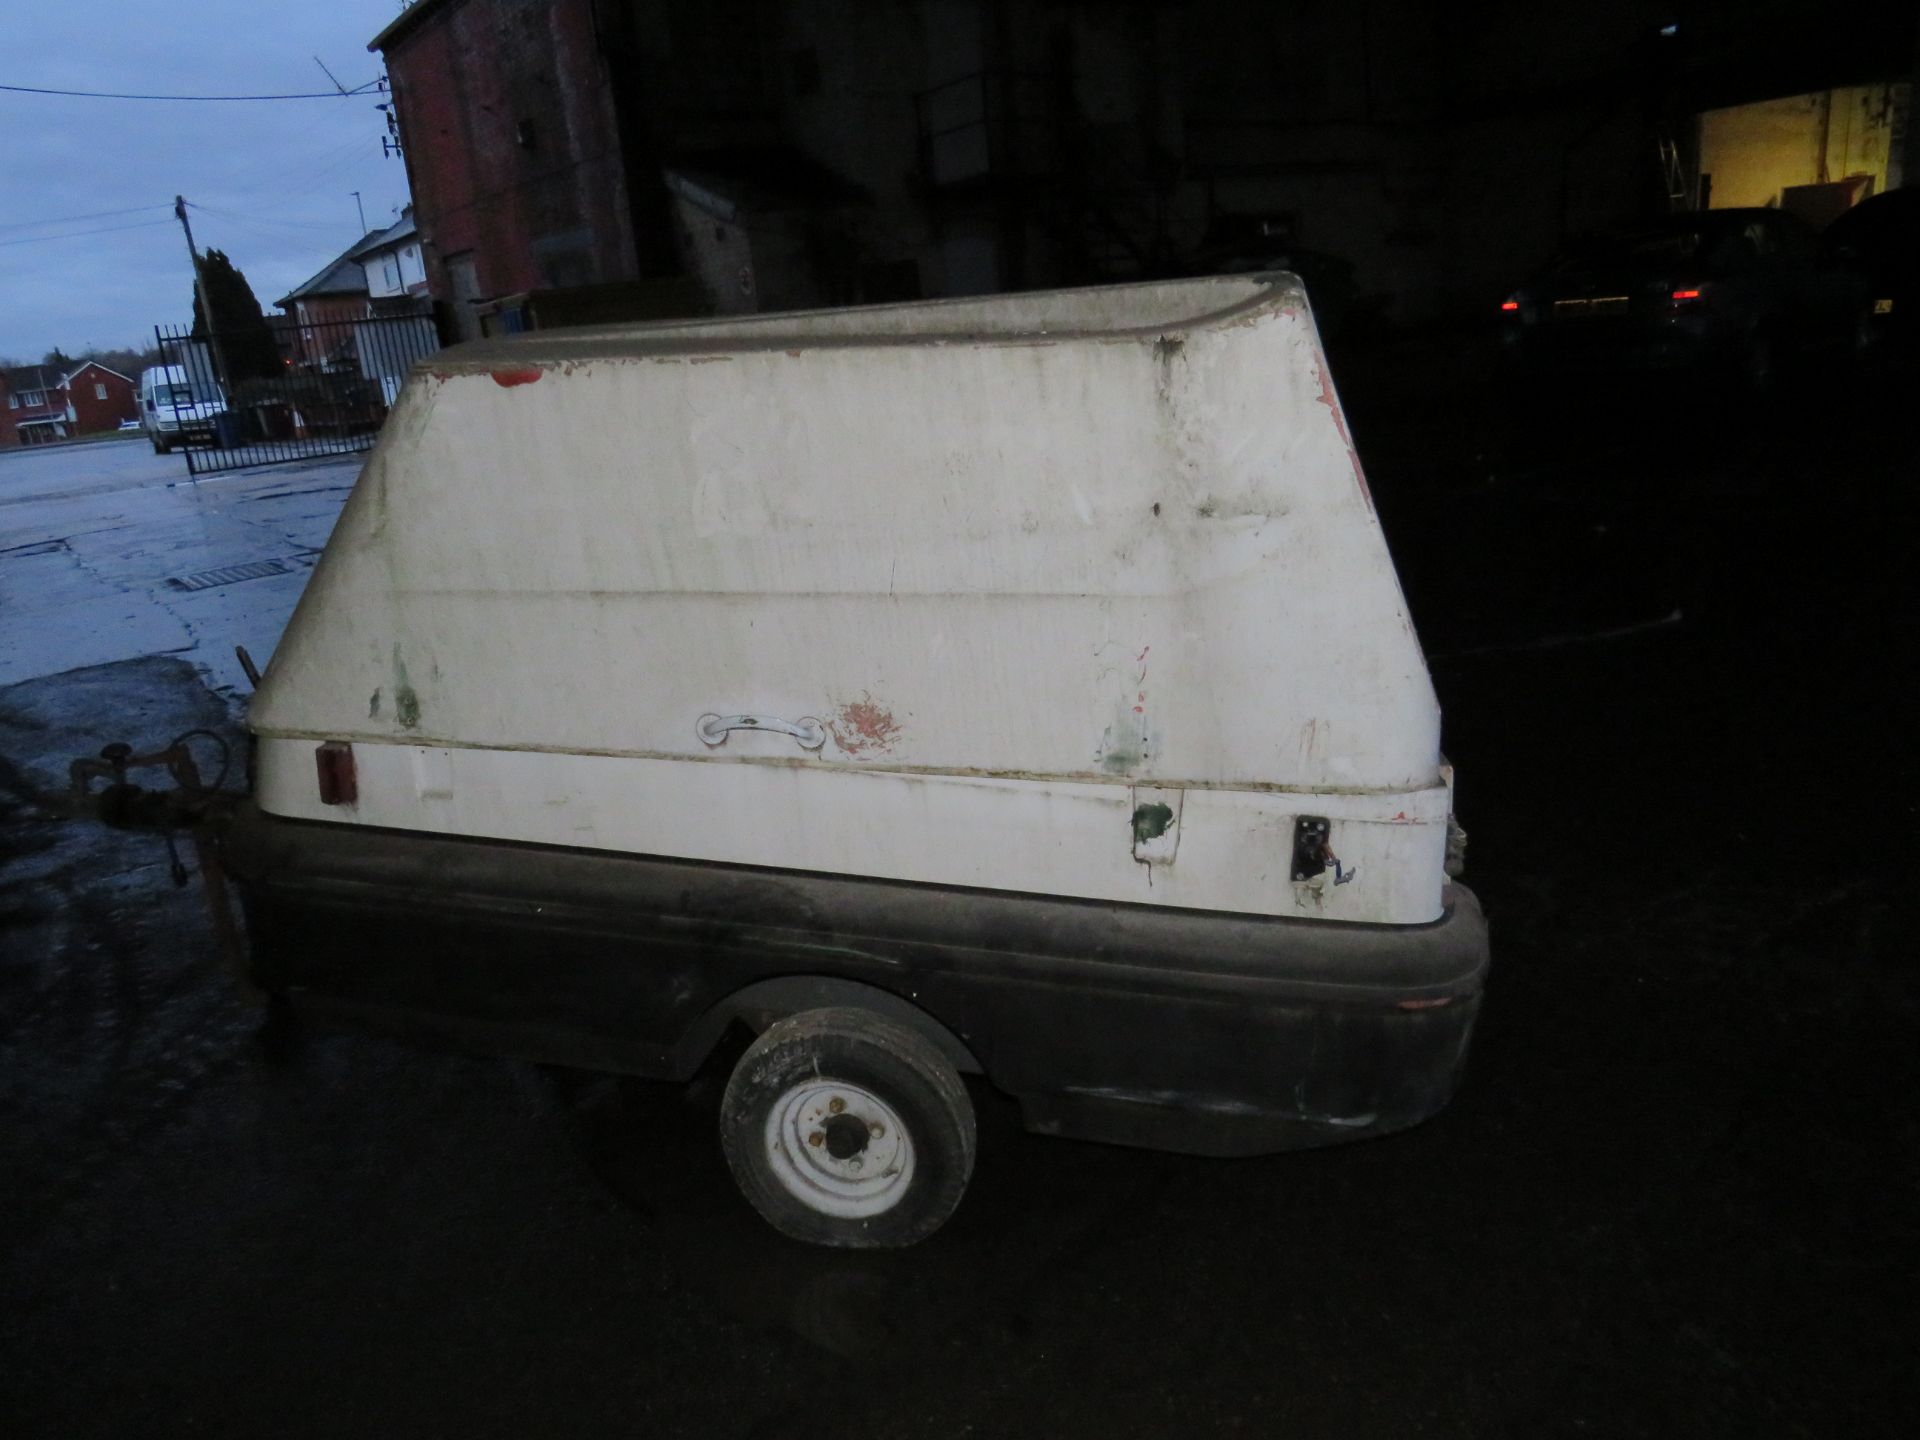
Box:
167, 558, 295, 593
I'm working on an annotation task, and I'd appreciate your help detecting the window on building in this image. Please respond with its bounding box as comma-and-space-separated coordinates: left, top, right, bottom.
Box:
20, 391, 44, 407
6, 395, 16, 409
95, 382, 109, 400
384, 257, 400, 289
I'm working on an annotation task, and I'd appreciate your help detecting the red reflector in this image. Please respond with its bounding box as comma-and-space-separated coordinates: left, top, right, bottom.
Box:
1671, 288, 1702, 301
1500, 300, 1520, 311
315, 742, 357, 805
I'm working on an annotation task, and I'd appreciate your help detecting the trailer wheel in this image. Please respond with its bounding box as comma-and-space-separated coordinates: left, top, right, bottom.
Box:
720, 1007, 975, 1248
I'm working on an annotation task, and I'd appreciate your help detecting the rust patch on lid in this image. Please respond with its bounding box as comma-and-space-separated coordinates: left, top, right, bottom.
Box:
829, 694, 903, 756
490, 366, 543, 387
1312, 351, 1372, 511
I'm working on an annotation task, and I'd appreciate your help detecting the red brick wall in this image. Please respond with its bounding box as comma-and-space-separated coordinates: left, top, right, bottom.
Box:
62, 364, 138, 434
286, 295, 374, 364
1, 373, 71, 446
382, 0, 638, 306
295, 296, 372, 327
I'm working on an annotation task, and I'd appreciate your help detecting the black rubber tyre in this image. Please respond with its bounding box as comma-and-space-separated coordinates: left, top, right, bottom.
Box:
720, 1007, 975, 1248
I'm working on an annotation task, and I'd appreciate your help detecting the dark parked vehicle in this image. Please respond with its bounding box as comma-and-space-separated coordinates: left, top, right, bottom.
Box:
1499, 208, 1856, 385
1821, 187, 1918, 361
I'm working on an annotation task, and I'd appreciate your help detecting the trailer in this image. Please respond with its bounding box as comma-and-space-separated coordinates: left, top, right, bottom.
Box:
215, 273, 1487, 1246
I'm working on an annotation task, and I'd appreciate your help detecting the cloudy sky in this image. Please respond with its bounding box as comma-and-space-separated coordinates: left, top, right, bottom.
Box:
1, 0, 413, 362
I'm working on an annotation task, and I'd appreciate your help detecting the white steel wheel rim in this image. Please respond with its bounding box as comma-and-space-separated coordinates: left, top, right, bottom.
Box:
763, 1080, 915, 1219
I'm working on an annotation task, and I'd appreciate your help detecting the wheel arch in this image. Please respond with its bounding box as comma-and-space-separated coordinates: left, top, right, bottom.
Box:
673, 975, 983, 1080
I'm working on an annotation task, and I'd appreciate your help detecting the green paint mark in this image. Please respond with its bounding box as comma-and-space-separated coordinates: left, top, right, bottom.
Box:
1131, 802, 1175, 846
391, 644, 421, 730
1098, 723, 1143, 775
367, 687, 382, 719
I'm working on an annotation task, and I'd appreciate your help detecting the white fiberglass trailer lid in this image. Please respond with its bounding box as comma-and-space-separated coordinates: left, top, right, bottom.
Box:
251, 274, 1448, 925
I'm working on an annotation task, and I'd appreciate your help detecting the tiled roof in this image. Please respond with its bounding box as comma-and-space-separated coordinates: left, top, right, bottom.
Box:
348, 207, 418, 261
3, 365, 54, 391
275, 236, 382, 306
66, 360, 134, 384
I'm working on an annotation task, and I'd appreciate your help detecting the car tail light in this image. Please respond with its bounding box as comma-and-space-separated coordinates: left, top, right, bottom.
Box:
315, 741, 357, 805
1670, 287, 1706, 304
1500, 296, 1520, 312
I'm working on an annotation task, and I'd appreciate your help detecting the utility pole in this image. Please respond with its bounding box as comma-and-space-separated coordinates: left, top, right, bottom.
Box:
173, 195, 234, 396
351, 190, 367, 233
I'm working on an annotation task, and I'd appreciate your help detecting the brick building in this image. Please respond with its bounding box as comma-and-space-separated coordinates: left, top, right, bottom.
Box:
1, 362, 137, 446
371, 0, 1918, 337
0, 367, 67, 446
370, 0, 648, 338
354, 208, 431, 301
275, 246, 378, 367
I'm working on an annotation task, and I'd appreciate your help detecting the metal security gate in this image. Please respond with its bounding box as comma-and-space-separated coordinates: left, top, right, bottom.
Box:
152, 307, 441, 477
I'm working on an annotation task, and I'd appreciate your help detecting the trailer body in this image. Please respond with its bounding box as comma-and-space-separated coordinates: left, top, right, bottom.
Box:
228, 275, 1487, 1235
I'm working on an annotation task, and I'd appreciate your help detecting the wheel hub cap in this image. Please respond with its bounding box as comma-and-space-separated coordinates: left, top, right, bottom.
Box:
764, 1080, 914, 1219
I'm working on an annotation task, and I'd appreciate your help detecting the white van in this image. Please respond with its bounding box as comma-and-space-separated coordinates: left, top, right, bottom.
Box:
224, 274, 1489, 1247
138, 364, 226, 454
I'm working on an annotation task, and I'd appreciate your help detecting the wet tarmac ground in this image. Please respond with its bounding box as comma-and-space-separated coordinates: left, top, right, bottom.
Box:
0, 437, 356, 695
2, 360, 1915, 1438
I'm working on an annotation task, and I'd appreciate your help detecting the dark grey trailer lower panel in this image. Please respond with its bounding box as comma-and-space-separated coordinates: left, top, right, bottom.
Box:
222, 804, 1489, 1157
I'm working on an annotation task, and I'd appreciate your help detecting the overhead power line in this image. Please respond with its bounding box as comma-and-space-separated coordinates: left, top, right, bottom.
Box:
218, 131, 378, 202
0, 202, 172, 234
0, 80, 383, 102
0, 217, 176, 249
189, 203, 354, 236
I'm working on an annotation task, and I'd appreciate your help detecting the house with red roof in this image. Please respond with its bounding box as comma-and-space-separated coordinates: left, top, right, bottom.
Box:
1, 361, 138, 446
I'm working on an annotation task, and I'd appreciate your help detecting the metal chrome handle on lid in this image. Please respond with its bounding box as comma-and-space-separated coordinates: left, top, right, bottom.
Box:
695, 713, 827, 750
